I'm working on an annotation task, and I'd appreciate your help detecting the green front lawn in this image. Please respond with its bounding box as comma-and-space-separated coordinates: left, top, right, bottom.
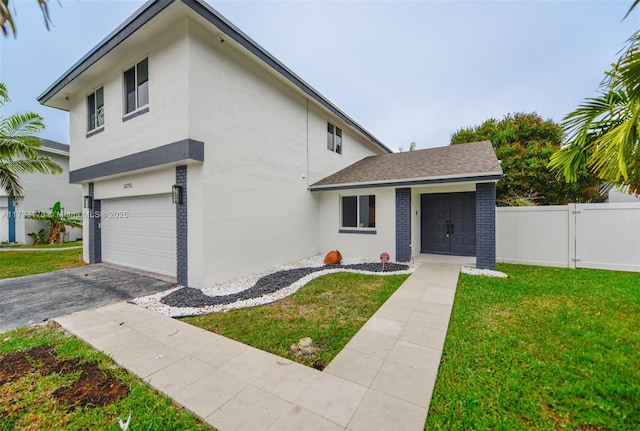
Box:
0, 248, 86, 279
184, 272, 409, 369
426, 264, 640, 430
0, 240, 83, 249
0, 325, 212, 430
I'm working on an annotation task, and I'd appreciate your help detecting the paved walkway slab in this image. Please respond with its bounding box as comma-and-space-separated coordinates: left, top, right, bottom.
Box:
54, 262, 461, 431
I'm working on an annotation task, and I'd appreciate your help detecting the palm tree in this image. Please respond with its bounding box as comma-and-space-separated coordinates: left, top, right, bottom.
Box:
549, 30, 640, 194
0, 82, 63, 200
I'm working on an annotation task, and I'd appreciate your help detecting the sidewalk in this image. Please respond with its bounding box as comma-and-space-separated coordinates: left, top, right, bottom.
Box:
54, 262, 461, 430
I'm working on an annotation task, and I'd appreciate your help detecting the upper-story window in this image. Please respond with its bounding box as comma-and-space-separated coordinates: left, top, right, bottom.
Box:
87, 87, 104, 132
124, 58, 149, 115
327, 123, 342, 154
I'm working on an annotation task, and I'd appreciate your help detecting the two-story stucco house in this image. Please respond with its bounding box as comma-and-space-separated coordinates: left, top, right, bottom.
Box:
38, 0, 501, 289
0, 139, 82, 244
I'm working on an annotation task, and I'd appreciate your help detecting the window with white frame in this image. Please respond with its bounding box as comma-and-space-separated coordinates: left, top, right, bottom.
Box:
87, 87, 104, 132
342, 195, 375, 228
327, 123, 342, 154
123, 58, 149, 115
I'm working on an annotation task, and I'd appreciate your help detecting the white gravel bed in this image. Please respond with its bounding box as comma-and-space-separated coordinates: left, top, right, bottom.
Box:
461, 266, 508, 278
131, 255, 416, 317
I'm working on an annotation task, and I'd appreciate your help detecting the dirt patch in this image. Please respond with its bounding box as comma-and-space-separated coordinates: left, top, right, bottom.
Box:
53, 361, 129, 409
0, 345, 129, 410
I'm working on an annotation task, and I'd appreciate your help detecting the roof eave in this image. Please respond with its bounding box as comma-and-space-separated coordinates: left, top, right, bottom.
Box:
309, 172, 503, 192
182, 0, 391, 153
37, 0, 171, 108
37, 0, 392, 154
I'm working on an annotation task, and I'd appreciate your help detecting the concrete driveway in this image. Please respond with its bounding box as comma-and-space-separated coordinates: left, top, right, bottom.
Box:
0, 264, 175, 332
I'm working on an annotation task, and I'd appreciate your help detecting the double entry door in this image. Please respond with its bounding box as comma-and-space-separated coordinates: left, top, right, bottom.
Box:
421, 192, 476, 256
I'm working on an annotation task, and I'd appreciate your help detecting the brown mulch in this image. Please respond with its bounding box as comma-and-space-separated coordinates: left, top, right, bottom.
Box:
0, 345, 129, 409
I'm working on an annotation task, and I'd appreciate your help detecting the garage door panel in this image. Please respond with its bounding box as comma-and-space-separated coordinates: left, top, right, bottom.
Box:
101, 194, 176, 277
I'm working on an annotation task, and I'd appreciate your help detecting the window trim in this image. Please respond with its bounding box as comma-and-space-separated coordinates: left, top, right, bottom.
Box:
327, 122, 342, 155
340, 194, 376, 232
87, 86, 104, 134
123, 57, 149, 117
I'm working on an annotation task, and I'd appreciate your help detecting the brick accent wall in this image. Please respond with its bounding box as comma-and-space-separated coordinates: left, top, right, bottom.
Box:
476, 182, 496, 270
176, 166, 188, 286
88, 182, 102, 263
395, 188, 412, 262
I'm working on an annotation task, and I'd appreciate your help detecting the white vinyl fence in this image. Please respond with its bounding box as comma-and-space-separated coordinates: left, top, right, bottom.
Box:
496, 203, 640, 272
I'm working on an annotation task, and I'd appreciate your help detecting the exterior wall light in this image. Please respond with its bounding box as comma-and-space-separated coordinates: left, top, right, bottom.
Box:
172, 185, 183, 204
83, 195, 93, 209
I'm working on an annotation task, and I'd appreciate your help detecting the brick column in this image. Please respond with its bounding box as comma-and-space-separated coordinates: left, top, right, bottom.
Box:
476, 183, 496, 270
395, 188, 412, 262
176, 166, 188, 286
88, 182, 102, 263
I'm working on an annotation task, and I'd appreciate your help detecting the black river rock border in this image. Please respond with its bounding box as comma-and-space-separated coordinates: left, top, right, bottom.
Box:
161, 263, 409, 308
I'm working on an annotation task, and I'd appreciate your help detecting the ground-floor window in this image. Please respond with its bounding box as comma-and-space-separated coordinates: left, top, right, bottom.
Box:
341, 195, 375, 228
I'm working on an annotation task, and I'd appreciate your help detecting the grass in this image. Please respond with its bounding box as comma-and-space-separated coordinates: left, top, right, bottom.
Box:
183, 272, 409, 368
425, 263, 640, 430
0, 240, 83, 249
0, 248, 85, 279
0, 324, 212, 430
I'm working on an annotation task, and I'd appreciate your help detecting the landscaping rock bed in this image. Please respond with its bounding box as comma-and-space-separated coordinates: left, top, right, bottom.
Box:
132, 256, 414, 317
161, 262, 409, 308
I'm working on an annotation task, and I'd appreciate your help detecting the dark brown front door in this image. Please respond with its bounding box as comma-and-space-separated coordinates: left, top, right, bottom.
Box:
421, 192, 476, 256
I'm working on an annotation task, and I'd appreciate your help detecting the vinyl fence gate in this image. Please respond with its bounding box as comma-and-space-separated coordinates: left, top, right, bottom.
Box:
496, 203, 640, 272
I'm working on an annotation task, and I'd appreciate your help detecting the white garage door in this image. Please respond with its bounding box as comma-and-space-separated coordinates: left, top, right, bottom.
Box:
101, 194, 176, 277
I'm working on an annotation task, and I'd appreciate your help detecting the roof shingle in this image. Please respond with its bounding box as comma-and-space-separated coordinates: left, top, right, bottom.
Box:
310, 140, 502, 189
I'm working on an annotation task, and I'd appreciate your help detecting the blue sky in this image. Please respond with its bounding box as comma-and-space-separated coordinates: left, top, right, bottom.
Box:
0, 0, 638, 151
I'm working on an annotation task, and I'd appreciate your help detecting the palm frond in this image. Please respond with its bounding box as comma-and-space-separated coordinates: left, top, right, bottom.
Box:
609, 32, 640, 101
0, 82, 8, 105
0, 112, 46, 141
1, 156, 63, 176
0, 162, 24, 199
0, 1, 16, 37
623, 0, 640, 20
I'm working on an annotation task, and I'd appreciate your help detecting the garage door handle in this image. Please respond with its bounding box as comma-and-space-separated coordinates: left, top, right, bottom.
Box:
446, 221, 454, 235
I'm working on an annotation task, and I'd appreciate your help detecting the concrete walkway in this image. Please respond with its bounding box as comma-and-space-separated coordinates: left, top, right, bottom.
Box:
54, 262, 461, 431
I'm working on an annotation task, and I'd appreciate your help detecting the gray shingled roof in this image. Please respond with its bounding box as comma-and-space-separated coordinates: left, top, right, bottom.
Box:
41, 139, 69, 154
310, 140, 502, 190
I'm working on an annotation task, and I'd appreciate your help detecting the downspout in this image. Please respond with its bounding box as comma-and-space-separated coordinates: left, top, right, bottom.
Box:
306, 99, 310, 188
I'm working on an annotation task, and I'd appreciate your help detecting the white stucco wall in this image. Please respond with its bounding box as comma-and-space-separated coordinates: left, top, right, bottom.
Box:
11, 151, 82, 244
67, 18, 190, 171
317, 187, 396, 261
607, 186, 640, 203
58, 10, 389, 286
185, 19, 386, 285
187, 164, 204, 288
92, 169, 175, 201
